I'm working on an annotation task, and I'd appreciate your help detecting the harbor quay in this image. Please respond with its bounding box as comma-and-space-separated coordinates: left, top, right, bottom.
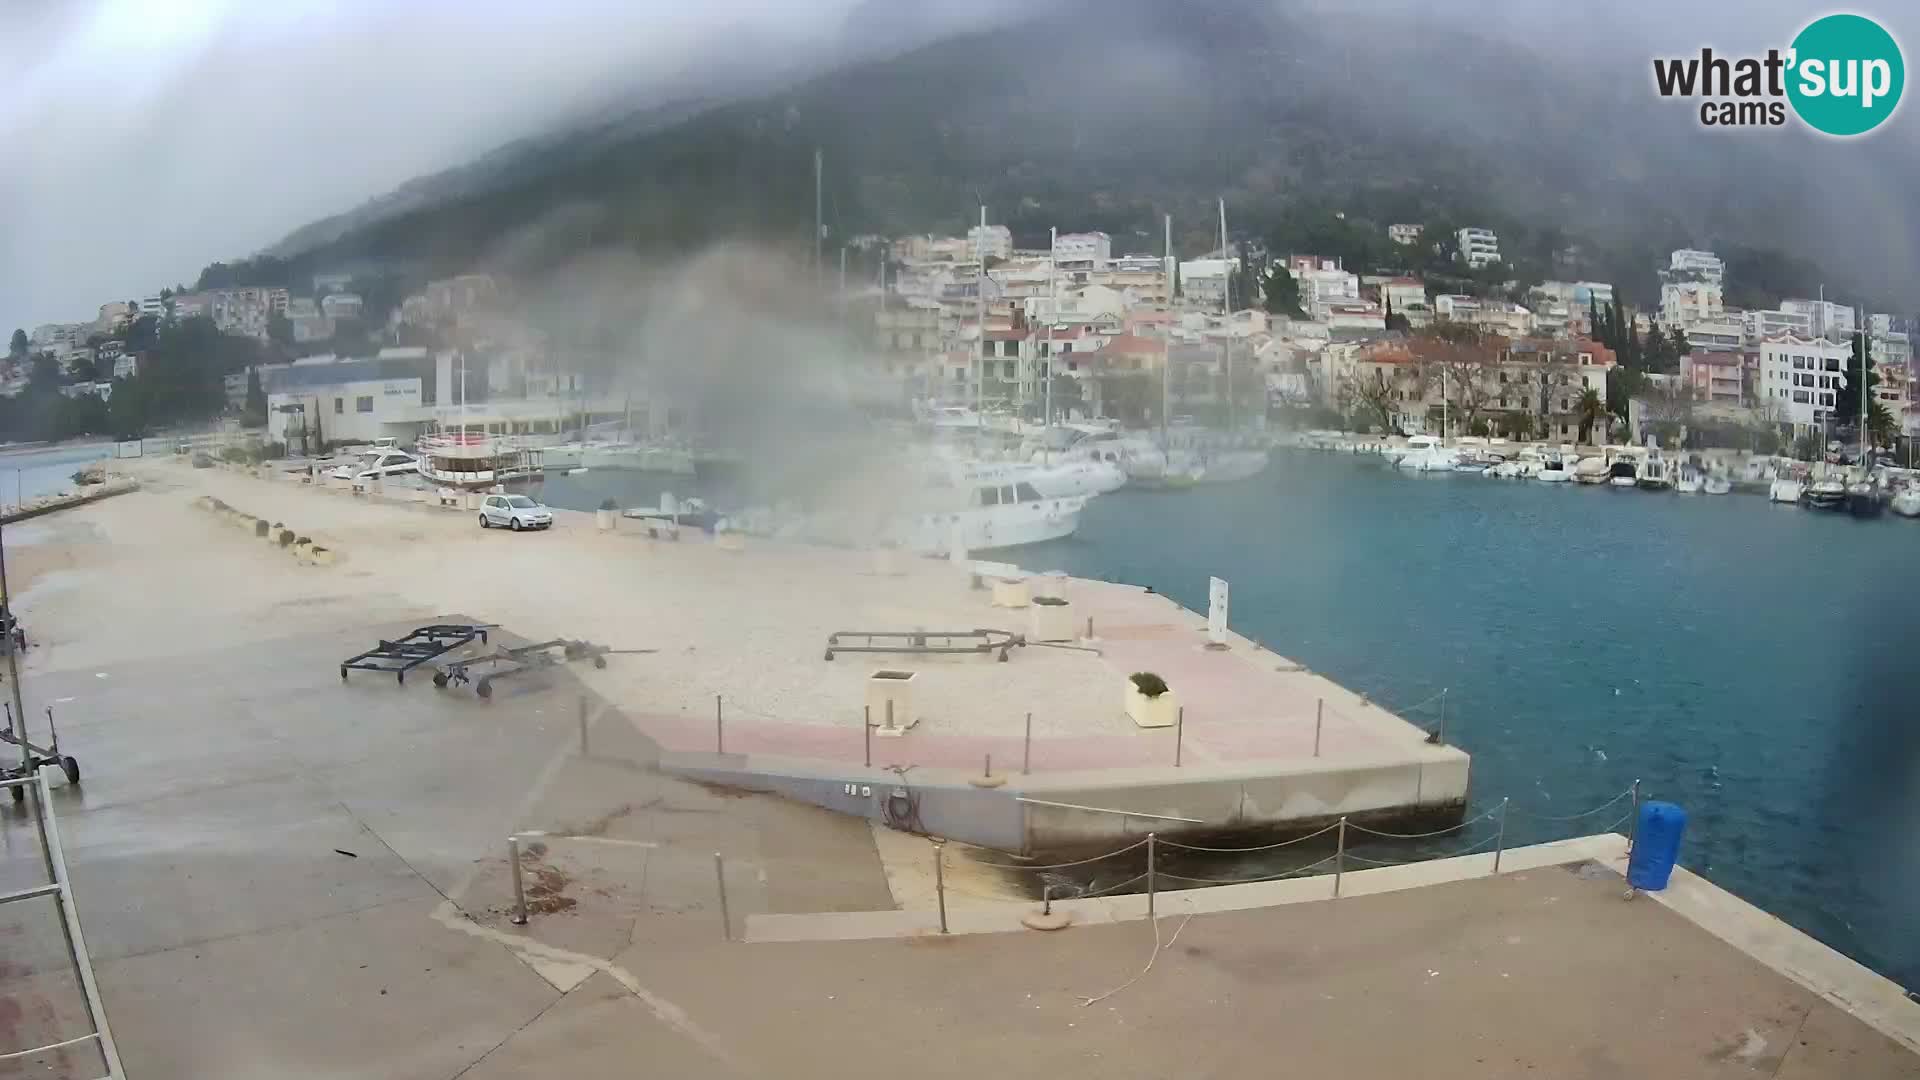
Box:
0, 458, 1914, 1077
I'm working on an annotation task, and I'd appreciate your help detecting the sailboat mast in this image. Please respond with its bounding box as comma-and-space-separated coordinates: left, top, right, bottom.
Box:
1045, 225, 1056, 446
1162, 213, 1172, 449
1220, 196, 1232, 431
976, 205, 987, 417
813, 149, 823, 281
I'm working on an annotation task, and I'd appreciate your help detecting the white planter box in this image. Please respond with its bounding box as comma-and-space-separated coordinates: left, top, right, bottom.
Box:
990, 576, 1031, 609
596, 508, 616, 531
867, 670, 919, 737
1124, 681, 1178, 728
1033, 571, 1068, 600
1028, 598, 1074, 642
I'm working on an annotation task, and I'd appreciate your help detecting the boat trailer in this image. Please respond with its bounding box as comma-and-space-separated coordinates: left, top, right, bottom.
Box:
433, 639, 653, 699
823, 628, 1021, 662
340, 623, 494, 684
0, 703, 79, 804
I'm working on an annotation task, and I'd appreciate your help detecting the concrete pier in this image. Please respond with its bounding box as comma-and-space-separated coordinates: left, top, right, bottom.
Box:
0, 460, 1914, 1078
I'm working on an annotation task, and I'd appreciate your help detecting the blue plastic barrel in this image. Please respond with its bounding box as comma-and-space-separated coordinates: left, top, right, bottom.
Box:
1626, 801, 1686, 891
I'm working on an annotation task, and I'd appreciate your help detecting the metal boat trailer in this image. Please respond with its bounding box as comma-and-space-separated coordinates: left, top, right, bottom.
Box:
340, 623, 494, 684
0, 702, 79, 803
823, 628, 1021, 662
433, 639, 649, 699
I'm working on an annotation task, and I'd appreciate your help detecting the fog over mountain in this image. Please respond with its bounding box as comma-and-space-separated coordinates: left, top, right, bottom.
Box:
7, 0, 1915, 330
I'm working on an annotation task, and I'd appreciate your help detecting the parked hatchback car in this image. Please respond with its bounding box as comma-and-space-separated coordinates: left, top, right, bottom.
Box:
478, 494, 553, 531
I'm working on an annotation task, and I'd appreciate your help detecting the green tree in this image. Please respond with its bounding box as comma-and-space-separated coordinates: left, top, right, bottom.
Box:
28, 353, 61, 392
1259, 265, 1306, 319
1866, 399, 1897, 451
268, 311, 293, 348
1575, 388, 1606, 444
243, 368, 268, 427
7, 329, 26, 359
1832, 331, 1877, 431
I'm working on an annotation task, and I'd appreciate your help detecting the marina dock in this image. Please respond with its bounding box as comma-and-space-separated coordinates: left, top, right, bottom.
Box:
0, 459, 1914, 1078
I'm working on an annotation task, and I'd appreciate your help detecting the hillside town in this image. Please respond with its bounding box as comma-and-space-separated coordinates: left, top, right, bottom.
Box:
4, 217, 1915, 461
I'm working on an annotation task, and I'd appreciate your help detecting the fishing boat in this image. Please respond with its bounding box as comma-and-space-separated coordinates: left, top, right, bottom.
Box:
1636, 453, 1673, 491
1846, 475, 1884, 518
415, 430, 542, 488
1674, 462, 1704, 494
892, 479, 1085, 553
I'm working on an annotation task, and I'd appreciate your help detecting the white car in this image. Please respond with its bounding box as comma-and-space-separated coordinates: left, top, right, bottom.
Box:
478, 494, 553, 531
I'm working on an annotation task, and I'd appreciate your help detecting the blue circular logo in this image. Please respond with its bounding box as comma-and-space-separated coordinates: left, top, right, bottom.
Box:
1787, 14, 1904, 136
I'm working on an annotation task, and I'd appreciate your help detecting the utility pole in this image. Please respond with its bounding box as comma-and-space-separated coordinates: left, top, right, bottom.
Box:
813, 149, 825, 282
1045, 225, 1057, 441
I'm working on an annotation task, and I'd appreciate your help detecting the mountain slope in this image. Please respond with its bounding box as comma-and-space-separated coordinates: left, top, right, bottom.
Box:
274, 0, 1919, 310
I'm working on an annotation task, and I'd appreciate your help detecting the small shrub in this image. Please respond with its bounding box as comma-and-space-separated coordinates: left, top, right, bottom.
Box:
599, 498, 620, 511
1033, 596, 1068, 607
278, 530, 295, 546
221, 446, 251, 464
1130, 672, 1169, 698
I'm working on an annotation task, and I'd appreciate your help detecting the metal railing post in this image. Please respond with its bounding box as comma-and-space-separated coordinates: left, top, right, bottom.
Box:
1334, 816, 1347, 897
508, 837, 528, 925
577, 694, 590, 757
1174, 707, 1185, 767
1493, 797, 1509, 874
984, 753, 993, 779
714, 694, 723, 754
1627, 779, 1642, 855
863, 705, 872, 768
1314, 698, 1323, 757
1146, 832, 1157, 918
933, 840, 949, 934
1023, 711, 1032, 774
714, 852, 732, 941
1426, 688, 1448, 745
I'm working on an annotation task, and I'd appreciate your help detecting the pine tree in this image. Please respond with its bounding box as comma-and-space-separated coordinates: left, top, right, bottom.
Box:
1833, 330, 1877, 430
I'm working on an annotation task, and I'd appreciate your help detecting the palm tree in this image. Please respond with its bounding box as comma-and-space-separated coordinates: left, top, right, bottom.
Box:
1575, 388, 1606, 445
1866, 399, 1898, 454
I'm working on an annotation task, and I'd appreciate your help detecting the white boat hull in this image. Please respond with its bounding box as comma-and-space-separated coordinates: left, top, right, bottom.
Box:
1769, 479, 1804, 504
897, 498, 1085, 553
1891, 490, 1920, 517
1608, 476, 1637, 488
1703, 477, 1731, 495
1535, 468, 1570, 483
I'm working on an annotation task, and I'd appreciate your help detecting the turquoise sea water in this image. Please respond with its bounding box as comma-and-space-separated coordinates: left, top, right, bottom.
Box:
539, 452, 1920, 988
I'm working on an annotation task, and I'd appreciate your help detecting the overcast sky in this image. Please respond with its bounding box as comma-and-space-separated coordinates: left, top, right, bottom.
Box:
0, 0, 938, 333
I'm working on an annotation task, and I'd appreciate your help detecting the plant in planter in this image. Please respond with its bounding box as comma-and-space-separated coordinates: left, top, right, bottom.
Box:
1124, 671, 1177, 728
278, 529, 296, 547
1028, 594, 1074, 642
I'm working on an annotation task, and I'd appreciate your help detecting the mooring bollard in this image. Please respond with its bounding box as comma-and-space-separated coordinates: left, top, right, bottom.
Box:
1493, 797, 1510, 874
1023, 711, 1032, 775
863, 705, 872, 768
1334, 816, 1347, 898
933, 840, 949, 934
578, 694, 590, 758
1175, 706, 1185, 767
1314, 698, 1323, 757
1041, 883, 1055, 916
714, 694, 724, 754
508, 837, 528, 926
1628, 778, 1642, 855
984, 753, 993, 778
1146, 833, 1158, 917
714, 852, 731, 941
1085, 616, 1094, 640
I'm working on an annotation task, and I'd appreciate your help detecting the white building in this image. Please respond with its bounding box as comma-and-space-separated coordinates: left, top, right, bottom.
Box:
967, 224, 1012, 261
1387, 223, 1423, 246
1178, 259, 1234, 306
1757, 334, 1851, 432
1744, 307, 1813, 341
1534, 281, 1616, 311
1780, 298, 1855, 340
1683, 319, 1744, 353
1659, 280, 1724, 328
1667, 248, 1725, 283
1456, 227, 1500, 268
1295, 266, 1361, 318
321, 293, 364, 319
1380, 278, 1430, 325
1053, 232, 1112, 268
139, 296, 166, 317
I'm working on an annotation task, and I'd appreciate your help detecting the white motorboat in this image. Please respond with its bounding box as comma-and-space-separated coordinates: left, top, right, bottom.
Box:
1703, 471, 1731, 495
1394, 434, 1458, 473
1674, 462, 1704, 494
1571, 456, 1610, 484
1891, 487, 1920, 518
1535, 452, 1572, 482
893, 479, 1085, 553
1607, 458, 1639, 487
330, 447, 419, 482
1768, 476, 1804, 503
